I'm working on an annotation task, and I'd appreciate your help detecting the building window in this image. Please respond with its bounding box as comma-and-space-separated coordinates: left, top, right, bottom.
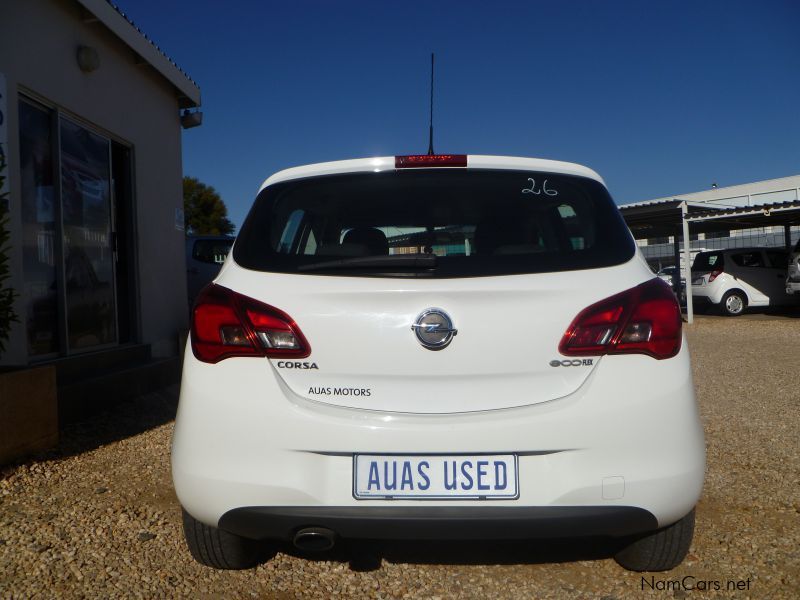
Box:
19, 99, 59, 356
18, 96, 129, 358
705, 230, 729, 239
59, 117, 117, 350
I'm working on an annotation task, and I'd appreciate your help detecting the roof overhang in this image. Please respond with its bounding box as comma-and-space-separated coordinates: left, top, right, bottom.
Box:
74, 0, 201, 108
685, 200, 800, 231
620, 199, 800, 238
620, 200, 694, 238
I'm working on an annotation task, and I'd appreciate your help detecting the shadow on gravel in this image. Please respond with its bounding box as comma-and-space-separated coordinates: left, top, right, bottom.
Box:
6, 385, 179, 467
686, 305, 800, 320
275, 536, 625, 571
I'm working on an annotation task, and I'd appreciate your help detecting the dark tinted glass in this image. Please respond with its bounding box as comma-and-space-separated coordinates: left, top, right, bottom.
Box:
765, 250, 788, 268
19, 100, 59, 355
693, 252, 724, 271
60, 118, 116, 350
192, 239, 233, 264
234, 170, 635, 278
730, 252, 764, 268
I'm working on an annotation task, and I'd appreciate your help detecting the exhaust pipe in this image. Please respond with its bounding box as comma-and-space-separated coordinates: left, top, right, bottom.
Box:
293, 527, 336, 552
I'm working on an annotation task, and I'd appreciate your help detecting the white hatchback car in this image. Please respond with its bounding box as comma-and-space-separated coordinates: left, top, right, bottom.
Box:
691, 247, 794, 316
172, 155, 705, 572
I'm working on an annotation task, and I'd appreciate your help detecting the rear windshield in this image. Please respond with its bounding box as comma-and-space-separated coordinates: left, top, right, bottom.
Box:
233, 170, 635, 278
693, 252, 724, 271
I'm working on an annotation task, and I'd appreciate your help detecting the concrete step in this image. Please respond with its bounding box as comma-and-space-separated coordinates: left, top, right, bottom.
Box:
58, 354, 181, 424
53, 344, 152, 386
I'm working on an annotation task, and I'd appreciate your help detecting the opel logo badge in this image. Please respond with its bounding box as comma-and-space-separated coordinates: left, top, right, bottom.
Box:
411, 308, 457, 350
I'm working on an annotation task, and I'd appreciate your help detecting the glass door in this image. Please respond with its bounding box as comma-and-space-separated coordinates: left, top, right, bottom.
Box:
59, 118, 117, 350
19, 100, 60, 357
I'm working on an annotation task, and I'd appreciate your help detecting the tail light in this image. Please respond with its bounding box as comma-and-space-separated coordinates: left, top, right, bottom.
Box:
708, 269, 722, 282
395, 154, 467, 168
559, 278, 682, 360
191, 284, 310, 364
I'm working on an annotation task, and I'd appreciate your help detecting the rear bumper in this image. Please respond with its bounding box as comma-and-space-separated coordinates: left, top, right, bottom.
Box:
172, 339, 705, 533
219, 505, 658, 541
690, 285, 722, 304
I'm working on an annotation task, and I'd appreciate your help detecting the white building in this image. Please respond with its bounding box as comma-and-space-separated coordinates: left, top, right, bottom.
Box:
1, 0, 201, 417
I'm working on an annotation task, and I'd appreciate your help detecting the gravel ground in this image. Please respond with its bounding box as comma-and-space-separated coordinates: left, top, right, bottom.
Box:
1, 316, 798, 598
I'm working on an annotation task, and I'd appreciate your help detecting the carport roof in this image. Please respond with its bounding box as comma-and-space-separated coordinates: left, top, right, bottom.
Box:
620, 198, 800, 238
619, 200, 700, 238
685, 200, 800, 233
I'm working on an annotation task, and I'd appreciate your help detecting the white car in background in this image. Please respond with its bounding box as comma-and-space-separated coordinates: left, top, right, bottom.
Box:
786, 239, 800, 296
172, 154, 705, 573
691, 247, 795, 316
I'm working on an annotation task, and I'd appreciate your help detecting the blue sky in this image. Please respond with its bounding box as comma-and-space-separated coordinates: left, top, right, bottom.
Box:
116, 0, 800, 230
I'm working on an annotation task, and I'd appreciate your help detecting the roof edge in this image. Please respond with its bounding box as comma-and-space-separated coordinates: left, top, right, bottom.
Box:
623, 173, 800, 209
74, 0, 201, 107
258, 155, 605, 192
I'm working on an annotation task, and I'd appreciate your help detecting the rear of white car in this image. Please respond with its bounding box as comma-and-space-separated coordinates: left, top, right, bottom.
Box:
172, 155, 705, 572
692, 248, 795, 316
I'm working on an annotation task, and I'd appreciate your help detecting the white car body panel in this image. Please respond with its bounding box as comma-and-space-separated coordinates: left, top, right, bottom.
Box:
691, 272, 770, 306
210, 260, 650, 413
257, 155, 605, 193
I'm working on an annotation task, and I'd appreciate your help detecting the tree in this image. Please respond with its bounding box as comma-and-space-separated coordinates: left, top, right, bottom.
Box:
183, 176, 235, 236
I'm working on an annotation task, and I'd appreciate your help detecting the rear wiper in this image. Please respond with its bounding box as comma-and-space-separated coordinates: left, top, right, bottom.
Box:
298, 254, 437, 272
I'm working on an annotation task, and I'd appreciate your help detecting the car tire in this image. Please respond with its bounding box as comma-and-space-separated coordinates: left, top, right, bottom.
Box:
614, 509, 695, 572
182, 508, 272, 569
720, 290, 747, 317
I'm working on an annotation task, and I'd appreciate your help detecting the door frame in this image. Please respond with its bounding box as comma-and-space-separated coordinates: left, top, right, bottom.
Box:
18, 89, 139, 359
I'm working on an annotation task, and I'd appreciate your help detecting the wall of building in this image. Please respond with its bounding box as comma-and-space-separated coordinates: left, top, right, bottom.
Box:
636, 175, 800, 208
0, 0, 189, 364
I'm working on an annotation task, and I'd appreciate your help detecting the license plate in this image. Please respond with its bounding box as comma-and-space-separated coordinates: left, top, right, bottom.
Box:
353, 454, 518, 499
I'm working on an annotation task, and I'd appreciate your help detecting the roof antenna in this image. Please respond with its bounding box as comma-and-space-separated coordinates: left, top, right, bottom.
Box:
427, 53, 435, 155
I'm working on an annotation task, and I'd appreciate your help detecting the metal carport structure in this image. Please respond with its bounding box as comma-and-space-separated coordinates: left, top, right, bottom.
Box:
619, 199, 800, 322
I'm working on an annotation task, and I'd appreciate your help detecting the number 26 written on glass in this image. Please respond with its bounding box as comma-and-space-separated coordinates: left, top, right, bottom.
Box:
522, 178, 558, 196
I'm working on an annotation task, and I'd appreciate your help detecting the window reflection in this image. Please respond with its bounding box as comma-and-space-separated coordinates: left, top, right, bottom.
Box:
19, 100, 58, 356
60, 118, 116, 349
